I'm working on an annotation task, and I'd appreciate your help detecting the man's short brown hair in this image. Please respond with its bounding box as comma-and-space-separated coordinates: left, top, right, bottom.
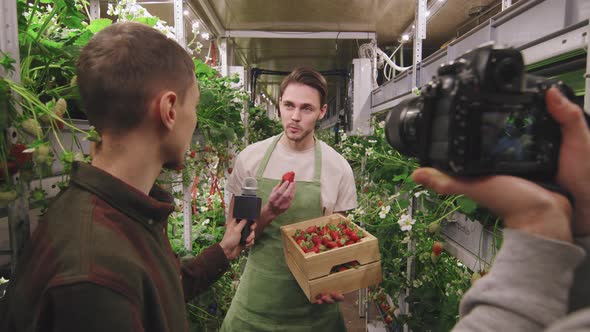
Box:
279, 67, 328, 106
77, 22, 195, 134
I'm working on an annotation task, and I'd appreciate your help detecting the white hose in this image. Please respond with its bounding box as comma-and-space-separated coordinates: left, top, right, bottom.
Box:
378, 47, 411, 81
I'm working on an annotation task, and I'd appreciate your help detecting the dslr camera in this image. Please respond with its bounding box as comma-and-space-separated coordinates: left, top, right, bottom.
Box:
385, 43, 573, 179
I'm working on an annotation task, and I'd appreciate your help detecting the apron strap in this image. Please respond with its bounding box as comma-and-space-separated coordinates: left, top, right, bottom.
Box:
256, 134, 283, 179
255, 133, 323, 183
313, 137, 321, 183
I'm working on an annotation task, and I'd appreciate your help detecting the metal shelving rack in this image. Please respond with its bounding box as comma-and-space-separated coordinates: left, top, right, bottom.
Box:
370, 0, 590, 115
368, 0, 590, 270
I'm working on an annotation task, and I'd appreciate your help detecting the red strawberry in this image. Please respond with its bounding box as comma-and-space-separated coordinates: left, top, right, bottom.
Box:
228, 167, 233, 174
384, 315, 393, 325
326, 241, 337, 249
330, 230, 340, 242
176, 164, 184, 172
306, 226, 317, 234
311, 235, 322, 246
190, 150, 196, 158
432, 241, 444, 256
282, 171, 295, 183
204, 145, 212, 152
380, 303, 390, 312
9, 144, 31, 166
312, 246, 320, 253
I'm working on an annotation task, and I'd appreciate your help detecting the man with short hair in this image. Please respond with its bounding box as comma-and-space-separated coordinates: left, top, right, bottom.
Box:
0, 22, 253, 331
221, 67, 358, 331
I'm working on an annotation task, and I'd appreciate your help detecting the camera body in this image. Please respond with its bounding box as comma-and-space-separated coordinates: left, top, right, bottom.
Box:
385, 43, 570, 179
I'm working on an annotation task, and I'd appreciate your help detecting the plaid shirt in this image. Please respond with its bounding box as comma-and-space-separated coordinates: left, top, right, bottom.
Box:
1, 162, 229, 331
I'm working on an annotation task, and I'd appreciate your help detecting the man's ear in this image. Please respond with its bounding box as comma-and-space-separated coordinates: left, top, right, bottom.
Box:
318, 104, 328, 120
157, 91, 178, 130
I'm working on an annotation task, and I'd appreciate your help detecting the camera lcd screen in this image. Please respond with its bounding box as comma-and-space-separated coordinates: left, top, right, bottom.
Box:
480, 108, 536, 162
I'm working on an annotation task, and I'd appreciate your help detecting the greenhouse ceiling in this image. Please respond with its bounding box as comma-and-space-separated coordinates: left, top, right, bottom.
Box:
130, 0, 508, 98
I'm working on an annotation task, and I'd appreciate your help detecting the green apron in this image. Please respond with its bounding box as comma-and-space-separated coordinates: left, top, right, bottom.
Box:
220, 135, 346, 331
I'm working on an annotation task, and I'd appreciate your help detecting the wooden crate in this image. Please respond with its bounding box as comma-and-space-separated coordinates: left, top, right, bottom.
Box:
280, 214, 382, 302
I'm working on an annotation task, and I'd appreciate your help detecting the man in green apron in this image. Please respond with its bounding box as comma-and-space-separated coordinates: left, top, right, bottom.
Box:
222, 67, 358, 331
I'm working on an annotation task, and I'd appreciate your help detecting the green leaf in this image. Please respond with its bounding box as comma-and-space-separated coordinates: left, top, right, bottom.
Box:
457, 196, 478, 214
74, 30, 93, 47
0, 52, 16, 73
392, 173, 409, 182
134, 17, 159, 27
87, 18, 112, 34
41, 39, 64, 50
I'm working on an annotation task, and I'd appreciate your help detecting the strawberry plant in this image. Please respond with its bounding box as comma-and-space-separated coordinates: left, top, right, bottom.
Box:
316, 119, 502, 331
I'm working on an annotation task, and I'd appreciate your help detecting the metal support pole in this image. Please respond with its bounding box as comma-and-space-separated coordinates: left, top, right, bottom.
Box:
372, 39, 378, 89
219, 38, 228, 77
1, 0, 30, 275
502, 0, 512, 11
89, 0, 100, 20
401, 197, 417, 332
173, 0, 191, 251
412, 0, 427, 90
173, 0, 186, 49
182, 179, 192, 252
1, 0, 21, 82
336, 80, 341, 116
585, 22, 590, 113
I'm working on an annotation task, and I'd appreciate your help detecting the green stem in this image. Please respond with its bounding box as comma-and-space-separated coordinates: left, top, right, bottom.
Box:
0, 139, 11, 184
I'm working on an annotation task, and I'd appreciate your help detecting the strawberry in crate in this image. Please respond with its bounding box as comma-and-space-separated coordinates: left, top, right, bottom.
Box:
292, 221, 365, 254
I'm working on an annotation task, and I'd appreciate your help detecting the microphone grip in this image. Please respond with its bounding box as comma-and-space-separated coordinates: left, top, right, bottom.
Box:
240, 219, 255, 245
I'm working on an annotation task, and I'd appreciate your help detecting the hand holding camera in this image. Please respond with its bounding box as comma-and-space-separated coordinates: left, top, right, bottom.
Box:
385, 43, 590, 240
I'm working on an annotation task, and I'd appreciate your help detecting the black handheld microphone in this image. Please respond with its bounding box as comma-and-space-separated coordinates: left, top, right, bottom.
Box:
233, 177, 261, 245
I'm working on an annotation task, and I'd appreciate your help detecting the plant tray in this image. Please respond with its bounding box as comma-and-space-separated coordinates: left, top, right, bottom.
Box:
280, 214, 382, 302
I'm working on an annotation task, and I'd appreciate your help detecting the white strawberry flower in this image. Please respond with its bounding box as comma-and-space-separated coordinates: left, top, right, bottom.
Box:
397, 212, 415, 232
379, 205, 391, 219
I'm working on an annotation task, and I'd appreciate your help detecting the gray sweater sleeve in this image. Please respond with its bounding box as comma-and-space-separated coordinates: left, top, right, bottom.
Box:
452, 229, 585, 332
569, 236, 590, 311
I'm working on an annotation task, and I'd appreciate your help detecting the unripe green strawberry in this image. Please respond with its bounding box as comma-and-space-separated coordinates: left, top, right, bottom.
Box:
22, 119, 42, 137
427, 221, 441, 234
54, 98, 67, 117
34, 145, 51, 164
0, 190, 18, 206
31, 188, 46, 202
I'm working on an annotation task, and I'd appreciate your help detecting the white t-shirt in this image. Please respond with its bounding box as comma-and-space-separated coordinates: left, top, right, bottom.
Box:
226, 135, 358, 215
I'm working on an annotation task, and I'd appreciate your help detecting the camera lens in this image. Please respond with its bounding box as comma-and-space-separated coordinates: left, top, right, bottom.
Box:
494, 58, 521, 91
385, 96, 422, 156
